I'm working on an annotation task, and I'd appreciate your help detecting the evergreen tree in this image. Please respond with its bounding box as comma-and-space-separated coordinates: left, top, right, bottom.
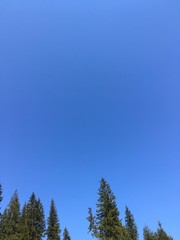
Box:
47, 199, 61, 240
143, 223, 173, 240
0, 190, 21, 240
0, 184, 2, 210
143, 226, 156, 240
155, 222, 173, 240
0, 184, 3, 238
125, 206, 138, 240
63, 227, 71, 240
26, 192, 46, 240
19, 202, 29, 240
87, 178, 125, 240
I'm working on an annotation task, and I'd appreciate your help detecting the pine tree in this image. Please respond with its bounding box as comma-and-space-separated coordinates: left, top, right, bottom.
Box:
47, 199, 61, 240
155, 222, 173, 240
87, 178, 125, 240
0, 184, 2, 209
143, 223, 173, 240
63, 227, 71, 240
0, 190, 21, 240
19, 202, 29, 240
36, 198, 46, 238
0, 184, 3, 238
143, 226, 156, 240
26, 192, 46, 240
125, 206, 138, 240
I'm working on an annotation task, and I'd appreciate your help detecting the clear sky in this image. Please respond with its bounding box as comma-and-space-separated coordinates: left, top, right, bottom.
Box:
0, 0, 180, 239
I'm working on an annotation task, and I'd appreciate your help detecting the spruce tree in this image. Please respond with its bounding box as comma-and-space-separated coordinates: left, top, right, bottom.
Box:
26, 193, 46, 240
0, 184, 3, 238
35, 198, 46, 238
63, 227, 71, 240
125, 206, 138, 240
143, 223, 173, 240
0, 190, 21, 240
155, 222, 173, 240
87, 178, 125, 240
0, 184, 2, 210
143, 226, 156, 240
47, 199, 61, 240
19, 202, 29, 240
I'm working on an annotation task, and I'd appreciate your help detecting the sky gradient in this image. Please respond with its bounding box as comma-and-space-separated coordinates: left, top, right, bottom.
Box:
0, 0, 180, 239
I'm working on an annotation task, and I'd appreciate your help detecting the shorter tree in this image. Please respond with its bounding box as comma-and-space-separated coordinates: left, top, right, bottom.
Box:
143, 226, 156, 240
0, 184, 3, 237
63, 227, 71, 240
0, 184, 2, 208
155, 222, 173, 240
143, 223, 173, 240
125, 206, 138, 240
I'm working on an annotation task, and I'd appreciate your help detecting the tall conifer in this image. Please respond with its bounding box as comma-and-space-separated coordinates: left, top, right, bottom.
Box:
47, 199, 61, 240
0, 190, 21, 239
87, 178, 125, 240
26, 193, 46, 240
125, 206, 138, 240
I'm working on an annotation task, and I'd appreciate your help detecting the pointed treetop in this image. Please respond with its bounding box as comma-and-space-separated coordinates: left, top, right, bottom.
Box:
47, 199, 61, 240
63, 227, 71, 240
125, 206, 138, 240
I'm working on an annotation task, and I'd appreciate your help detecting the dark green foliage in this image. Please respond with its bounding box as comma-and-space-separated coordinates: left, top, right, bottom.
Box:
0, 184, 2, 207
125, 206, 138, 240
155, 222, 173, 240
0, 184, 3, 237
87, 178, 125, 240
63, 227, 71, 240
0, 191, 21, 240
0, 179, 175, 240
47, 199, 61, 240
143, 226, 156, 240
19, 203, 29, 240
25, 193, 46, 240
143, 223, 173, 240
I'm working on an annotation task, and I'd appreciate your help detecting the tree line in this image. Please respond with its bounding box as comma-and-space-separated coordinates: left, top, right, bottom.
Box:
0, 184, 70, 240
0, 179, 174, 240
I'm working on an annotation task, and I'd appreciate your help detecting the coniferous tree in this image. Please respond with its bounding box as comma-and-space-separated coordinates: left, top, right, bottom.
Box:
155, 222, 173, 240
0, 184, 2, 210
36, 198, 46, 238
0, 190, 21, 240
87, 178, 126, 240
0, 184, 3, 238
125, 206, 138, 240
19, 202, 29, 240
143, 226, 156, 240
143, 223, 173, 240
63, 227, 71, 240
26, 193, 46, 240
47, 199, 61, 240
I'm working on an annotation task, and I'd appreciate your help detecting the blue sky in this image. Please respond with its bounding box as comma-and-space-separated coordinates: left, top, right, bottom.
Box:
0, 0, 180, 239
